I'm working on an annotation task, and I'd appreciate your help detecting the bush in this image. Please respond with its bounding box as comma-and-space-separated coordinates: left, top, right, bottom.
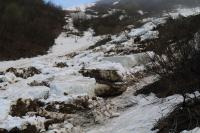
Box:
136, 15, 200, 98
0, 0, 65, 60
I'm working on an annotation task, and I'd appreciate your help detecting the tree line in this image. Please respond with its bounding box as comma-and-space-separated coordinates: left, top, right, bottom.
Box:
0, 0, 65, 60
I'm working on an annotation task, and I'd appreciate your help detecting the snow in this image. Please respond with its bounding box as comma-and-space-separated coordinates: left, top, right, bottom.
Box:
0, 99, 11, 121
138, 10, 144, 15
66, 3, 96, 12
87, 61, 127, 76
182, 128, 200, 133
0, 5, 200, 132
50, 75, 96, 96
113, 1, 119, 5
102, 52, 153, 68
86, 75, 183, 133
0, 86, 50, 100
50, 30, 99, 56
129, 22, 156, 37
164, 7, 200, 19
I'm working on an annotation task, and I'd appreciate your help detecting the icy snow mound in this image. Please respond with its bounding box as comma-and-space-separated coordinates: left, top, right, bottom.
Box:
0, 99, 11, 121
0, 86, 50, 100
50, 75, 96, 97
102, 52, 154, 68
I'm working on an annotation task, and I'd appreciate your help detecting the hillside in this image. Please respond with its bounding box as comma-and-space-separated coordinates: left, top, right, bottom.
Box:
0, 0, 65, 60
1, 0, 200, 133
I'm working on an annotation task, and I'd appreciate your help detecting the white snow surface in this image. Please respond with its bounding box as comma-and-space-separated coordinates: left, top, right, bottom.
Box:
182, 128, 200, 133
87, 94, 183, 133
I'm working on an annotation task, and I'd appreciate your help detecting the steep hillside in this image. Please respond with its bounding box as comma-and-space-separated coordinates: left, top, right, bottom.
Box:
0, 0, 65, 60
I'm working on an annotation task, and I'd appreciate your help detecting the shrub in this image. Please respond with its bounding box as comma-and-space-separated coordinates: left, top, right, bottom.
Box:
136, 15, 200, 98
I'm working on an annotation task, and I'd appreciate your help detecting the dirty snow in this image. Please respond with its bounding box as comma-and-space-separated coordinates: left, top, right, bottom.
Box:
0, 6, 200, 133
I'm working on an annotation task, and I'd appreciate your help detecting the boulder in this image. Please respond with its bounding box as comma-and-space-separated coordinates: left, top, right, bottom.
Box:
95, 82, 127, 97
79, 69, 123, 82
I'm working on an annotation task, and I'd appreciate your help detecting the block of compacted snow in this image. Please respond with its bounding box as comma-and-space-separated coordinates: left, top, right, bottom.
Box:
0, 99, 11, 121
0, 86, 50, 100
102, 52, 154, 68
50, 76, 96, 96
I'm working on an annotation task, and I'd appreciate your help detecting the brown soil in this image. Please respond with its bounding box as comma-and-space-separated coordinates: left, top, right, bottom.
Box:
6, 67, 41, 79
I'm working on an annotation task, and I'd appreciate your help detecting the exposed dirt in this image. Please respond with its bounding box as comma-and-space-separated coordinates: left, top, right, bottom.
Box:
10, 99, 44, 117
9, 124, 38, 133
54, 62, 68, 68
28, 80, 50, 87
6, 67, 41, 79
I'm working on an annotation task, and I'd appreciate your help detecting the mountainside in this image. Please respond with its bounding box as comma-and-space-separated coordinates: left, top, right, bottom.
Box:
1, 0, 200, 133
0, 0, 65, 60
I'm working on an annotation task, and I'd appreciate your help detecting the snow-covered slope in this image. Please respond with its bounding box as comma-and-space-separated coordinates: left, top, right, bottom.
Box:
0, 4, 200, 133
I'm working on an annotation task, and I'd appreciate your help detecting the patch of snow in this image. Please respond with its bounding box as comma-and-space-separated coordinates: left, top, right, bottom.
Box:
67, 3, 96, 12
0, 116, 46, 131
128, 22, 157, 38
113, 1, 119, 5
88, 61, 127, 77
102, 52, 153, 68
0, 86, 50, 100
138, 10, 144, 15
141, 30, 159, 41
0, 99, 11, 121
182, 128, 200, 133
86, 94, 183, 133
165, 7, 200, 19
50, 75, 96, 97
50, 31, 99, 56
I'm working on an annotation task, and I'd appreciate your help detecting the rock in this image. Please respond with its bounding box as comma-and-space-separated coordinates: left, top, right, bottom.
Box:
80, 69, 123, 82
55, 62, 68, 68
0, 72, 4, 75
80, 69, 127, 97
50, 75, 96, 96
0, 128, 8, 133
95, 82, 127, 97
28, 80, 50, 87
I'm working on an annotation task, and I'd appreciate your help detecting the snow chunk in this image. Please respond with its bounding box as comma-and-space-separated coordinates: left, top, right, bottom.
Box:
50, 75, 96, 97
138, 10, 144, 15
166, 7, 200, 19
113, 1, 119, 5
0, 99, 11, 121
0, 86, 50, 100
102, 52, 154, 68
0, 116, 46, 131
182, 128, 200, 133
129, 22, 156, 37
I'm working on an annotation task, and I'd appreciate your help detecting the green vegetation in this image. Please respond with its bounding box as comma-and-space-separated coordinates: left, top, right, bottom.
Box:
0, 0, 65, 60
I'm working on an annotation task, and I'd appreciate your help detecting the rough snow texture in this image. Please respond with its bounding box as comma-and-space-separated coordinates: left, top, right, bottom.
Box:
0, 6, 200, 133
